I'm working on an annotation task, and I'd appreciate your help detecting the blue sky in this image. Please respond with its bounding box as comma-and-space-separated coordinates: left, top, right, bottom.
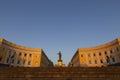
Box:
0, 0, 120, 65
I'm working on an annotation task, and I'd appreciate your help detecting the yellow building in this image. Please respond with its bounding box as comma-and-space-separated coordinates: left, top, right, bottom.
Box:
0, 38, 53, 67
69, 38, 120, 67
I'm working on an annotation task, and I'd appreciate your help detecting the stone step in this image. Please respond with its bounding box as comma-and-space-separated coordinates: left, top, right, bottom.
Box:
0, 67, 120, 80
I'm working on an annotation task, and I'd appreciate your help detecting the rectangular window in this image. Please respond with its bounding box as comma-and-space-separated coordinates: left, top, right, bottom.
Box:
82, 61, 84, 64
0, 56, 2, 62
100, 60, 103, 63
2, 47, 5, 52
105, 51, 107, 55
88, 53, 90, 57
89, 60, 91, 64
95, 60, 97, 64
94, 53, 96, 56
28, 61, 31, 65
23, 60, 26, 64
99, 52, 101, 56
110, 50, 113, 53
19, 53, 22, 56
106, 56, 109, 63
6, 58, 9, 63
8, 50, 11, 53
17, 60, 20, 64
117, 47, 119, 51
81, 54, 83, 57
29, 54, 32, 57
12, 59, 14, 64
112, 58, 115, 62
24, 53, 27, 57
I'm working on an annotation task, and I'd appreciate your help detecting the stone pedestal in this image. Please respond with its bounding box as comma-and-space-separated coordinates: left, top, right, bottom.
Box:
58, 60, 63, 67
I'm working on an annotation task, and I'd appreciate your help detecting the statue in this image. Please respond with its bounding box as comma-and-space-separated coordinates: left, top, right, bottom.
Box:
57, 51, 63, 67
58, 51, 62, 60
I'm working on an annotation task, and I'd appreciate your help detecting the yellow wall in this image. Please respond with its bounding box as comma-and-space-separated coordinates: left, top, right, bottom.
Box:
70, 38, 120, 67
0, 38, 52, 67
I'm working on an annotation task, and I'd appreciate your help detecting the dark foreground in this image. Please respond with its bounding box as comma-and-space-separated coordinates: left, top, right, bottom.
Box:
0, 67, 120, 80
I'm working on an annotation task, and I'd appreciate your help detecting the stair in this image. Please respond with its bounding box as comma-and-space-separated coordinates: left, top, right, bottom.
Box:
0, 67, 120, 80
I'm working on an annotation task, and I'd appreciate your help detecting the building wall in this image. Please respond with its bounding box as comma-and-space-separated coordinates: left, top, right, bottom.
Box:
69, 38, 120, 67
0, 38, 53, 67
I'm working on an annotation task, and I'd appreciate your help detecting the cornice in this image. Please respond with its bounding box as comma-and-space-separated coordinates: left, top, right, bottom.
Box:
0, 38, 42, 52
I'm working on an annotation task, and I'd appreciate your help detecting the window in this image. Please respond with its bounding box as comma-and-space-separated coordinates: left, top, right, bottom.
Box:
110, 55, 112, 58
88, 53, 90, 57
117, 47, 119, 51
81, 54, 83, 57
99, 52, 101, 56
0, 56, 2, 62
95, 60, 97, 64
106, 56, 110, 63
110, 50, 113, 53
100, 60, 103, 63
19, 53, 22, 56
23, 60, 26, 64
28, 61, 31, 65
82, 61, 84, 64
29, 54, 32, 57
24, 53, 27, 57
105, 51, 107, 55
94, 53, 96, 56
112, 58, 115, 62
14, 51, 16, 54
2, 47, 5, 52
8, 50, 11, 53
12, 59, 14, 64
17, 60, 20, 64
89, 60, 91, 64
6, 58, 9, 63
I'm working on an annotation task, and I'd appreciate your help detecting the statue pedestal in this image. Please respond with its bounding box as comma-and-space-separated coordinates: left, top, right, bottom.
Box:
58, 60, 63, 67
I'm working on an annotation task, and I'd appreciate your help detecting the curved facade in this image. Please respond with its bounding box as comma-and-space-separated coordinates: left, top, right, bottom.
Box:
69, 38, 120, 67
0, 38, 53, 67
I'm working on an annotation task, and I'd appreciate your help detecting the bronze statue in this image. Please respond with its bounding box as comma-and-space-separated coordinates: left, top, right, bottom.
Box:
58, 51, 62, 60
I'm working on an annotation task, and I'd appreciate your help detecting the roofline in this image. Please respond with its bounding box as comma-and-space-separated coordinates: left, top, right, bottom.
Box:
78, 38, 120, 51
70, 38, 120, 63
0, 38, 42, 52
